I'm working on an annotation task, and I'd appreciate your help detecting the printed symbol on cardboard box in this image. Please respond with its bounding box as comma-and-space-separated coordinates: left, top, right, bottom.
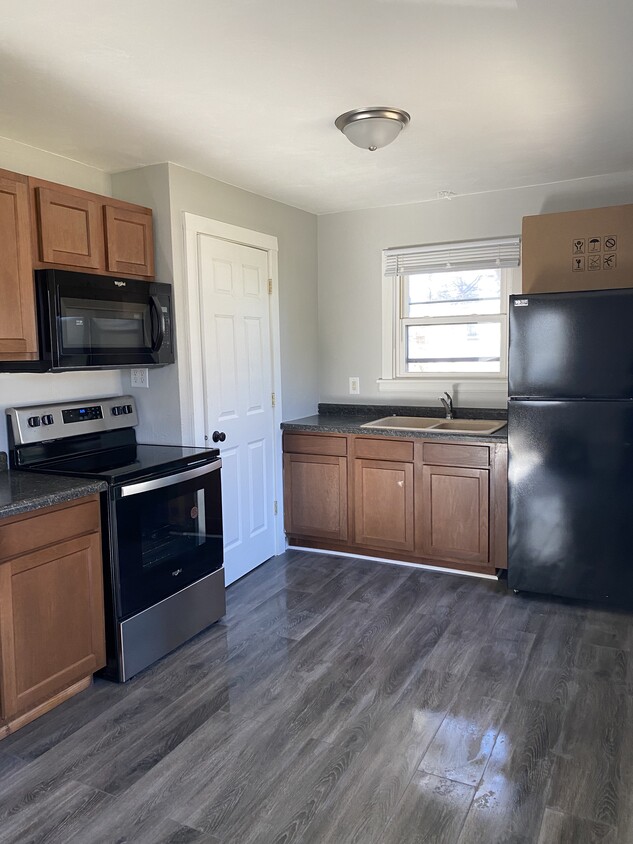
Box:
573, 238, 585, 254
604, 235, 617, 250
603, 253, 617, 269
588, 255, 601, 271
572, 256, 585, 271
588, 237, 601, 252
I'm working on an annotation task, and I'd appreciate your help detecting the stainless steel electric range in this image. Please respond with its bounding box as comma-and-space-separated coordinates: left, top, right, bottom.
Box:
7, 395, 226, 682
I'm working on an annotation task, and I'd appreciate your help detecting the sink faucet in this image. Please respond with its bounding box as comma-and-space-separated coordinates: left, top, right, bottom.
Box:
439, 391, 454, 420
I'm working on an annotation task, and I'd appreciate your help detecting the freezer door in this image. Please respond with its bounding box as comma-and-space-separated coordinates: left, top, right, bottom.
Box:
509, 289, 633, 399
508, 399, 633, 604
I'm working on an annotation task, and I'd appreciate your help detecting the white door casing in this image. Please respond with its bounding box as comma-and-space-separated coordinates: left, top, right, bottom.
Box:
181, 214, 283, 585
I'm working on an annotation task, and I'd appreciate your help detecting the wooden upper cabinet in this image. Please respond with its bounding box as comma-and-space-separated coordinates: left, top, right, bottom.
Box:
35, 186, 104, 269
0, 169, 38, 361
104, 204, 154, 278
29, 177, 155, 280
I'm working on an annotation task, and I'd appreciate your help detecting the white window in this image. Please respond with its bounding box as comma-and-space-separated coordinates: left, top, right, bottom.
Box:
381, 237, 521, 399
399, 267, 510, 377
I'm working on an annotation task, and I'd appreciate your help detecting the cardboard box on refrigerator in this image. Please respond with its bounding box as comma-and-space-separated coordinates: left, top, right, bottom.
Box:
522, 204, 633, 293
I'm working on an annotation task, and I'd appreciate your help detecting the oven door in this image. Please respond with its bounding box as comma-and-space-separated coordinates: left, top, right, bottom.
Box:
111, 460, 223, 619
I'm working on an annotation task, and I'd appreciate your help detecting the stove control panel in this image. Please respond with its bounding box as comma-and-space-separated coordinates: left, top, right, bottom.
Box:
7, 396, 139, 446
63, 405, 104, 424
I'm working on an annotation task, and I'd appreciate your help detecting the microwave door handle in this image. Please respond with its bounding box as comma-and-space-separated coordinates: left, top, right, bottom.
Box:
149, 295, 166, 352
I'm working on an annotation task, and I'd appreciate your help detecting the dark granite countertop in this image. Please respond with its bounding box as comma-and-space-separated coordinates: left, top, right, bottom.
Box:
0, 469, 107, 520
281, 403, 508, 442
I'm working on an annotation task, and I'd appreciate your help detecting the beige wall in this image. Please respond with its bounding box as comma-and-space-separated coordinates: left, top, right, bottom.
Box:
0, 138, 121, 456
317, 170, 633, 408
113, 163, 319, 442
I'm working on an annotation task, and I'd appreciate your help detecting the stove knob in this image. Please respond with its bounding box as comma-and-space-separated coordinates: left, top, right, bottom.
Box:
27, 416, 41, 428
125, 404, 133, 414
42, 414, 54, 426
112, 406, 122, 416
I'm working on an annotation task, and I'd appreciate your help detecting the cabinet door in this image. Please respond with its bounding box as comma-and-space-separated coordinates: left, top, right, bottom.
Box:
0, 172, 38, 361
0, 532, 105, 719
104, 204, 155, 278
354, 458, 414, 552
419, 465, 489, 563
283, 453, 348, 541
35, 186, 104, 269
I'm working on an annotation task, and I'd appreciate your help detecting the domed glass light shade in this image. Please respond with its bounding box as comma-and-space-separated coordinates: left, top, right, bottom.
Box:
335, 107, 411, 151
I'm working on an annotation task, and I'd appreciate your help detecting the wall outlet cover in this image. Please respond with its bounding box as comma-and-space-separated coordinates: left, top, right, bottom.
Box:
349, 376, 360, 395
131, 368, 149, 389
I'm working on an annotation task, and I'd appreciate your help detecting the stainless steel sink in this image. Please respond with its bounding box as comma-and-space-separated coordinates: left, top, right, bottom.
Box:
360, 416, 507, 435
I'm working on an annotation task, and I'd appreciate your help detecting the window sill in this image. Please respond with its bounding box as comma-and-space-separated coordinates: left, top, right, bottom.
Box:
377, 377, 508, 408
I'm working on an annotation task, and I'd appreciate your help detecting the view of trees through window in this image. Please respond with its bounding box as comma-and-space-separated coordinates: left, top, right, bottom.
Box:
403, 269, 503, 374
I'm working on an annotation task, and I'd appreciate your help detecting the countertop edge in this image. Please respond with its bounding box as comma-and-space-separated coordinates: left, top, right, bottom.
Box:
0, 472, 107, 521
281, 416, 508, 442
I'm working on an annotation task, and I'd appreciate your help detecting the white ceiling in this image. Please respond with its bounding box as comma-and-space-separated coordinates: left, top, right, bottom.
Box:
1, 0, 632, 214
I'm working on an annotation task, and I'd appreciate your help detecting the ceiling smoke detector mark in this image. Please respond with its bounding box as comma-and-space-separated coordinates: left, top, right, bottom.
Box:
437, 190, 457, 200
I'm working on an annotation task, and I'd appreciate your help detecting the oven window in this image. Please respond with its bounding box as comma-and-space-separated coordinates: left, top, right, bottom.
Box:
60, 297, 148, 350
142, 488, 206, 570
114, 465, 223, 619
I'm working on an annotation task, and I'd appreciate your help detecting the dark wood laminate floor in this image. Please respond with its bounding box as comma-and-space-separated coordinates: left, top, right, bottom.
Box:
1, 550, 633, 844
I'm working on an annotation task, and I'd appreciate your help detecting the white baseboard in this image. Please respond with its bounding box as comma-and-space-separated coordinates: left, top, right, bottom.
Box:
287, 545, 499, 581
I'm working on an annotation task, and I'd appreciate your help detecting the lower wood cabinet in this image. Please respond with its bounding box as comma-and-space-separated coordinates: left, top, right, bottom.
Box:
353, 436, 415, 553
418, 464, 489, 564
0, 495, 106, 738
284, 451, 348, 542
283, 430, 507, 575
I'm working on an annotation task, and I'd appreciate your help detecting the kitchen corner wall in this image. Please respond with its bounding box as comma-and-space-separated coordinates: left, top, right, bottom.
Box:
317, 170, 633, 409
0, 138, 123, 456
112, 162, 319, 444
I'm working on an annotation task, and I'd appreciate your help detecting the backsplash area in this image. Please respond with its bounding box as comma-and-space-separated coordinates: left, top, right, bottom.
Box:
318, 403, 508, 420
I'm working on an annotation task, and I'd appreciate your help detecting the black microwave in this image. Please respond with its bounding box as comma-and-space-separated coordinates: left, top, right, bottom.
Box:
2, 269, 175, 372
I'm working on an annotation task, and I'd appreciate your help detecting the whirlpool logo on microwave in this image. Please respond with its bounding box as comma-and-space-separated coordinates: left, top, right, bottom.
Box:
114, 280, 127, 287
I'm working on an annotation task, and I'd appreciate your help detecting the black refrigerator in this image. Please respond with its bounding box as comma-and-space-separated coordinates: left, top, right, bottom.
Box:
508, 287, 633, 606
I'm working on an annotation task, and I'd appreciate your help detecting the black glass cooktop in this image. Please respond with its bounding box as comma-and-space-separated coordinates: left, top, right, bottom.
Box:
33, 443, 220, 485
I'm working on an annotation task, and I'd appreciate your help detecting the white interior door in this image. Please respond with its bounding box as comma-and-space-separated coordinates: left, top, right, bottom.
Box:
198, 235, 276, 584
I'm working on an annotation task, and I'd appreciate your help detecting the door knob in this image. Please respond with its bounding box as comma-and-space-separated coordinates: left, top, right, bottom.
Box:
212, 431, 226, 443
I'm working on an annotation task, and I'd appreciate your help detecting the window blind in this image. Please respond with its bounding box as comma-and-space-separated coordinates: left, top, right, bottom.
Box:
383, 236, 520, 276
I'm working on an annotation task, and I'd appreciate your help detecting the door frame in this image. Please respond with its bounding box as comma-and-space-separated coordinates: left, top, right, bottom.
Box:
180, 212, 285, 555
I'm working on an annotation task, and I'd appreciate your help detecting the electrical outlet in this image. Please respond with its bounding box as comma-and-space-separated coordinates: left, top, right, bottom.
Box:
131, 368, 149, 389
349, 376, 360, 395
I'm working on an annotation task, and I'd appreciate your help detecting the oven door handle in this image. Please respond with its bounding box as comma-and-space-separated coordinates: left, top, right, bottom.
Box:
119, 459, 222, 498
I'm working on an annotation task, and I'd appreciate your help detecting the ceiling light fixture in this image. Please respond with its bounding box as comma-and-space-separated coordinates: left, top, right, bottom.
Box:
335, 107, 411, 151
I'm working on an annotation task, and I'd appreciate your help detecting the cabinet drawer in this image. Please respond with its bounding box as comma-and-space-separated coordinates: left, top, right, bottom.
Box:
354, 437, 413, 462
283, 433, 347, 457
0, 498, 100, 563
421, 442, 490, 468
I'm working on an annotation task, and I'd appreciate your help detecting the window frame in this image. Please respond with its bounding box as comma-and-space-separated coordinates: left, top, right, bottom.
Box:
379, 261, 521, 403
395, 268, 513, 380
